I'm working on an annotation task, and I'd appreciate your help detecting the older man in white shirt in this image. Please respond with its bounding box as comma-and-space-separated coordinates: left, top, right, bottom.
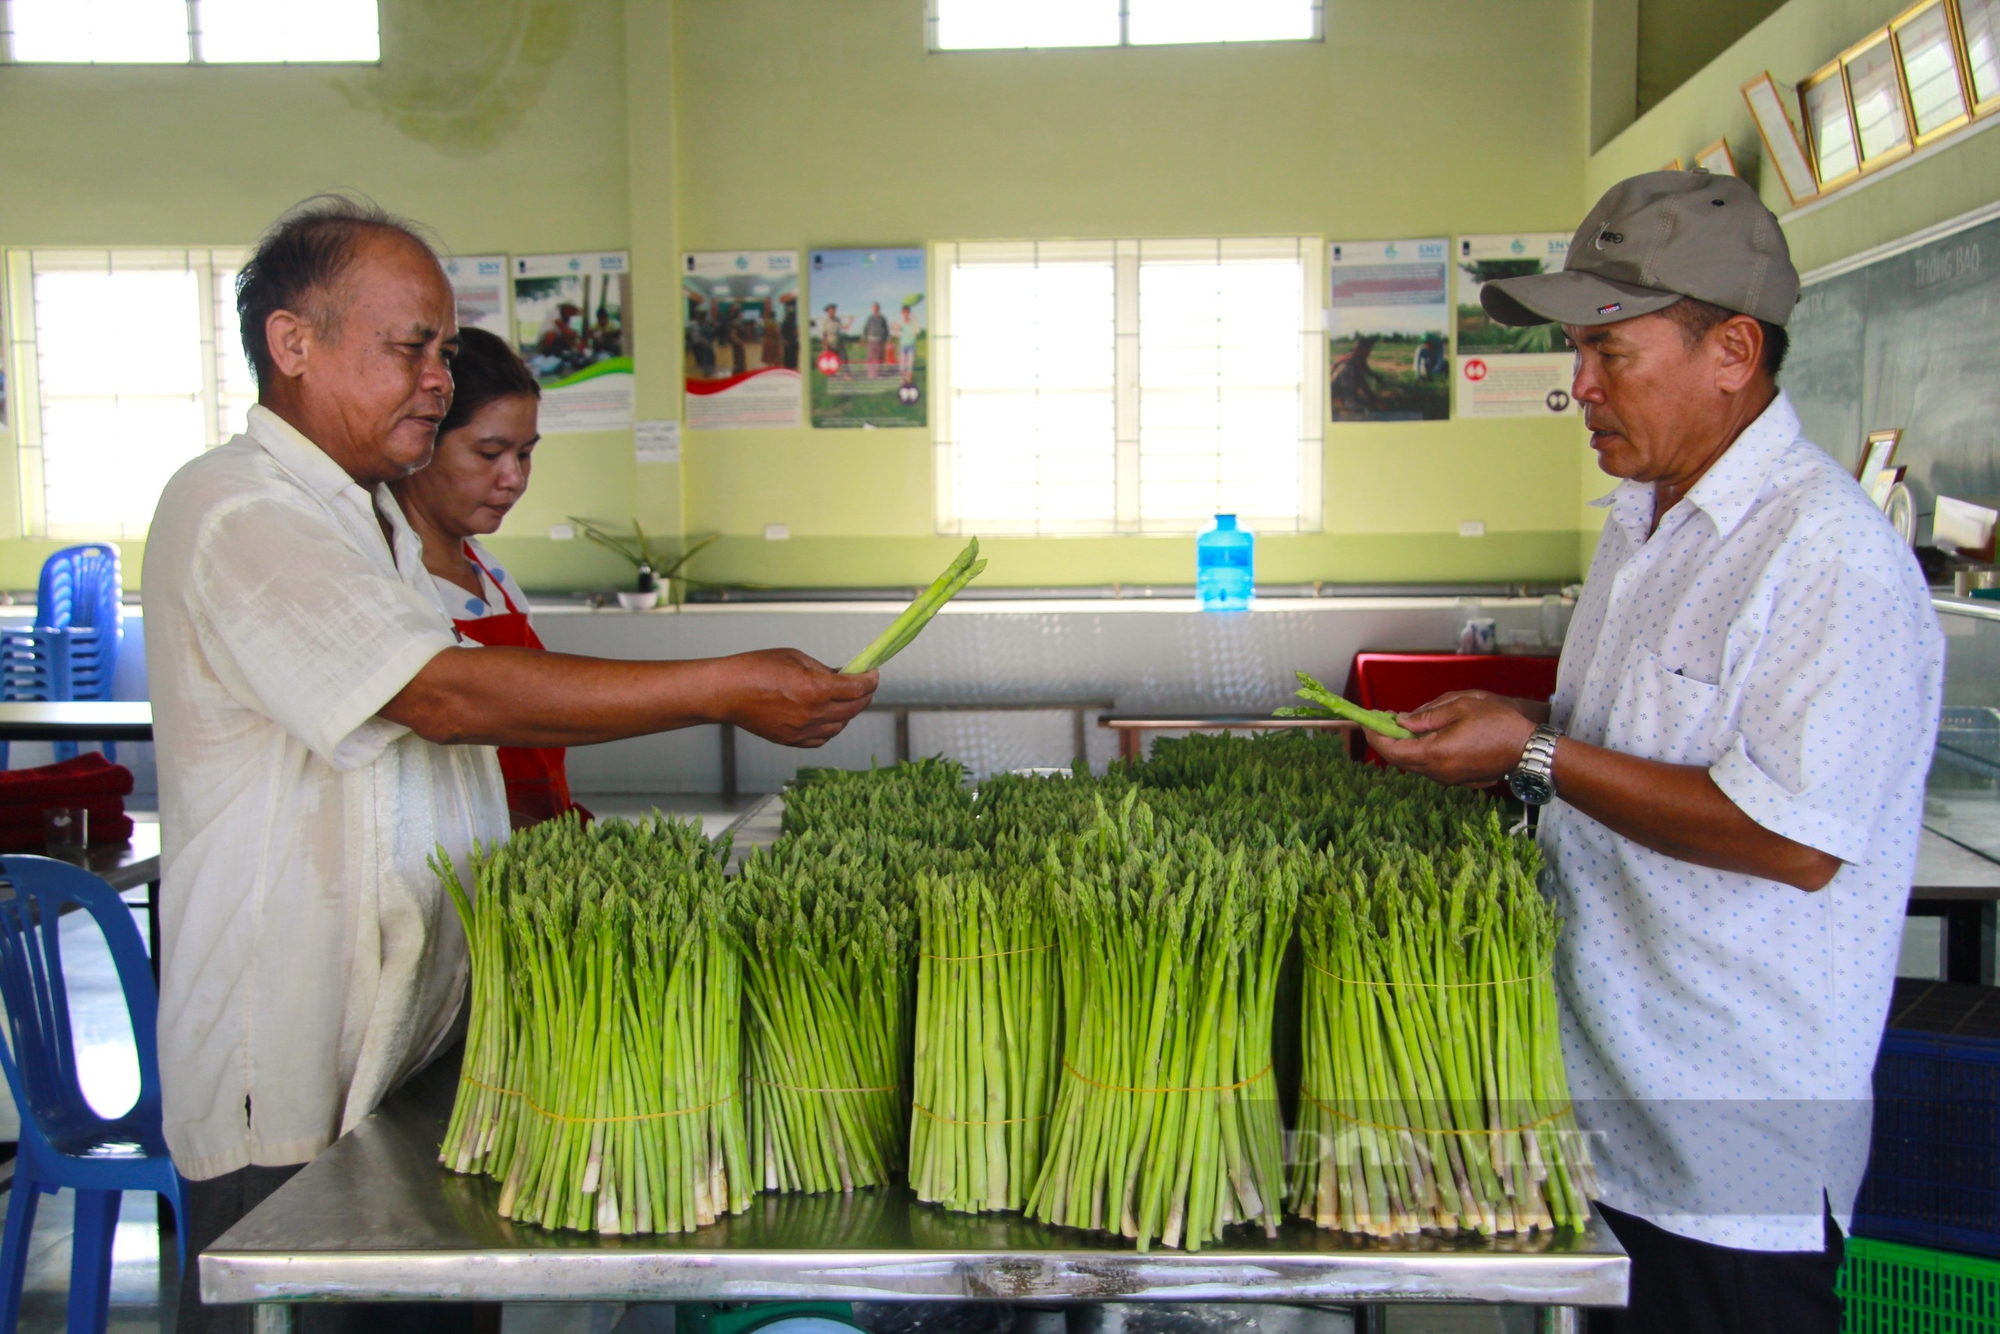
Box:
145, 197, 877, 1334
1370, 172, 1942, 1334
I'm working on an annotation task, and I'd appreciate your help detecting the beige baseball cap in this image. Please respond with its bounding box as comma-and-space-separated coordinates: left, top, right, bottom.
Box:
1481, 170, 1799, 329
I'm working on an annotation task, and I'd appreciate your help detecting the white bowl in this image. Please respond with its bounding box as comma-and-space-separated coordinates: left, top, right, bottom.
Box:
616, 590, 661, 611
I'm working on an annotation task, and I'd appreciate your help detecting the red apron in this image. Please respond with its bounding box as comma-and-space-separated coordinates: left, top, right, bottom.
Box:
453, 545, 587, 828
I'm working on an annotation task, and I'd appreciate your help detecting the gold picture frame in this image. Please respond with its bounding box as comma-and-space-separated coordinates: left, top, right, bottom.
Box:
1857, 427, 1902, 491
1801, 58, 1863, 188
1695, 137, 1738, 175
1741, 72, 1821, 204
1663, 157, 1685, 170
1842, 28, 1916, 170
1958, 0, 2000, 117
1893, 0, 1974, 144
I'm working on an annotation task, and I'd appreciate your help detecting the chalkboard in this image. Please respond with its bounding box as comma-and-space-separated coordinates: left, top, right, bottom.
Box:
1786, 209, 2000, 540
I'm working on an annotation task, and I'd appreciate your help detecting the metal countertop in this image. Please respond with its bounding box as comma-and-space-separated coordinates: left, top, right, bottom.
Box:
202, 1049, 1626, 1311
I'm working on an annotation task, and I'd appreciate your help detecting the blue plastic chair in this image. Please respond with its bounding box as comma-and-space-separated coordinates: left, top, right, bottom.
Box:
0, 856, 183, 1334
0, 546, 124, 769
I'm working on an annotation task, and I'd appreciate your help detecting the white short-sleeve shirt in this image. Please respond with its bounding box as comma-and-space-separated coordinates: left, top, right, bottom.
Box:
1542, 392, 1943, 1251
143, 405, 508, 1181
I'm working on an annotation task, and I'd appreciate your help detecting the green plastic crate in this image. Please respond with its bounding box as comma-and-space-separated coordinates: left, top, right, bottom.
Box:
1841, 1235, 2000, 1332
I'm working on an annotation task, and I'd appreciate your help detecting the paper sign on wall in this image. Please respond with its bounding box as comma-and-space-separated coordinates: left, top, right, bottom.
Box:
514, 251, 634, 433
683, 251, 802, 429
635, 419, 681, 464
1327, 238, 1451, 422
442, 255, 510, 340
1454, 234, 1578, 418
808, 247, 927, 428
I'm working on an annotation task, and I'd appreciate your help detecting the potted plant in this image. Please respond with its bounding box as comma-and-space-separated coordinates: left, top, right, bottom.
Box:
568, 518, 722, 609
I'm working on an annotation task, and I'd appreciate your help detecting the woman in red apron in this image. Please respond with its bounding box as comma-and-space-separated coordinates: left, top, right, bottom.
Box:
390, 327, 586, 828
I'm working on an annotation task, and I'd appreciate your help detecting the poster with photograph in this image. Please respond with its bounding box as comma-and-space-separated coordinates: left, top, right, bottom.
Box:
443, 254, 510, 340
513, 252, 633, 433
683, 250, 801, 429
1327, 238, 1450, 422
1454, 233, 1578, 418
807, 247, 926, 428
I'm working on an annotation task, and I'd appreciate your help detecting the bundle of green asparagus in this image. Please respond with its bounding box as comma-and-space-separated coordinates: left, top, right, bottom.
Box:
436, 814, 749, 1235
1288, 829, 1598, 1239
908, 864, 1061, 1212
1027, 793, 1300, 1251
738, 833, 918, 1193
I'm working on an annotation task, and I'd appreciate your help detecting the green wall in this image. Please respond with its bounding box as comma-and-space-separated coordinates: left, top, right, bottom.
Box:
1579, 0, 2000, 570
0, 0, 1646, 592
668, 0, 1595, 590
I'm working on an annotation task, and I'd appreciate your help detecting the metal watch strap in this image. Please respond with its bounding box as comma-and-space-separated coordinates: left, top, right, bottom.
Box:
1511, 724, 1562, 801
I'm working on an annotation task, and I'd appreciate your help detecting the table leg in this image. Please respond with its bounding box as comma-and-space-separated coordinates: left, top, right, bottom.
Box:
252, 1304, 297, 1334
1541, 1308, 1582, 1334
1120, 730, 1140, 764
1353, 1306, 1386, 1334
148, 878, 160, 985
719, 724, 738, 803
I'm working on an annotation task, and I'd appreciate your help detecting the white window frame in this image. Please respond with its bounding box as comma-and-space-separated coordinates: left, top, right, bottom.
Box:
926, 0, 1326, 52
4, 247, 247, 540
0, 0, 381, 64
932, 237, 1324, 538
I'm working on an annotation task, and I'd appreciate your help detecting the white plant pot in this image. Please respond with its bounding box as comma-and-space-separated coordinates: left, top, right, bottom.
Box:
616, 590, 661, 611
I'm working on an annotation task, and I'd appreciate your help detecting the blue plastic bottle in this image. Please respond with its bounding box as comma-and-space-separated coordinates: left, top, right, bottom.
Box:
1196, 514, 1254, 611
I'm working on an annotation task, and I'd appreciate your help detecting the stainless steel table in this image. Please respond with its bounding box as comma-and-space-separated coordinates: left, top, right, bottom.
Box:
202, 1054, 1627, 1331
0, 700, 153, 742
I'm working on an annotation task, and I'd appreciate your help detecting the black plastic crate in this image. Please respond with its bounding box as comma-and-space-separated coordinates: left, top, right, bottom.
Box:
1856, 1025, 2000, 1257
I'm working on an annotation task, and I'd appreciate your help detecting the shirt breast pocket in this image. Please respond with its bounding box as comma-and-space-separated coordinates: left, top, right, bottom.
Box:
1605, 646, 1726, 766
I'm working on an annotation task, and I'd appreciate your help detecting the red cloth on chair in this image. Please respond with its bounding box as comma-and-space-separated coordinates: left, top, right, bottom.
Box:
1342, 652, 1561, 763
0, 754, 135, 803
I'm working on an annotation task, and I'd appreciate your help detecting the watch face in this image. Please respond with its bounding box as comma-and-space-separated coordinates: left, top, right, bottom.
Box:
1509, 768, 1555, 806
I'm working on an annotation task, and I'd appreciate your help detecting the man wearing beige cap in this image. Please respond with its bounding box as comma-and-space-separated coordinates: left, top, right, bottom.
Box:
1371, 171, 1942, 1333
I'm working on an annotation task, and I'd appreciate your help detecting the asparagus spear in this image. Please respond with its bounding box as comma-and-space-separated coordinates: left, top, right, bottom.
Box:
1275, 670, 1415, 738
844, 539, 985, 673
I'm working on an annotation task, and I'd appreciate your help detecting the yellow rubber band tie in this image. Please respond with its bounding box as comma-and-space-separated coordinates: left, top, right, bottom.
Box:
911, 1103, 1049, 1127
920, 943, 1054, 963
458, 1072, 734, 1126
752, 1076, 898, 1096
1305, 958, 1553, 988
1060, 1060, 1274, 1096
1302, 1092, 1573, 1137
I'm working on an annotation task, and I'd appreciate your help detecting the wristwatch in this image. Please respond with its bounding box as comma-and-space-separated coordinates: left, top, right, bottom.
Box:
1508, 724, 1563, 806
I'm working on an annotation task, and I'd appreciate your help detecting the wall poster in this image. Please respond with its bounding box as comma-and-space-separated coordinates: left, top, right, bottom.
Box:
1327, 238, 1451, 422
807, 247, 927, 428
1454, 233, 1578, 418
683, 250, 801, 430
442, 254, 510, 340
513, 251, 633, 433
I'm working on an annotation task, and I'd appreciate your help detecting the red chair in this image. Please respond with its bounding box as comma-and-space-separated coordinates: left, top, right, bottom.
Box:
1342, 652, 1560, 762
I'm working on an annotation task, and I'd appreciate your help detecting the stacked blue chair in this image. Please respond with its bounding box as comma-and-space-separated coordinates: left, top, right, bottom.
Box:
0, 855, 184, 1334
0, 546, 123, 770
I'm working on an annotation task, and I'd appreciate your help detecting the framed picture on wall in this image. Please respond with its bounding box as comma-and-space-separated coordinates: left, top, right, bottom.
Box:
1800, 59, 1863, 188
1893, 0, 1973, 144
1741, 72, 1821, 204
1843, 29, 1917, 169
1857, 427, 1902, 490
1958, 0, 2000, 116
1695, 137, 1738, 174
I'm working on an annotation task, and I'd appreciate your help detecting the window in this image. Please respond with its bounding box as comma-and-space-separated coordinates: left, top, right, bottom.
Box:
5, 249, 248, 538
933, 239, 1322, 537
2, 0, 379, 64
929, 0, 1321, 51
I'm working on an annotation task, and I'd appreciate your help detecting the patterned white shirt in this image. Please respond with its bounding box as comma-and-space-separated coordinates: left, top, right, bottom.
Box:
1542, 391, 1942, 1251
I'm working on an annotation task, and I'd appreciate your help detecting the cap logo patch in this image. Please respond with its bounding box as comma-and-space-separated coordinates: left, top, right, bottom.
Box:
1597, 302, 1623, 315
1593, 228, 1624, 250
